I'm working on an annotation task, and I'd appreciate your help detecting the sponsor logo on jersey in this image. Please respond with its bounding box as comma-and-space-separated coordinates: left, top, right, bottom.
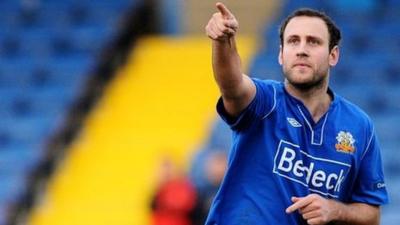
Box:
287, 117, 302, 127
335, 131, 355, 153
273, 140, 351, 198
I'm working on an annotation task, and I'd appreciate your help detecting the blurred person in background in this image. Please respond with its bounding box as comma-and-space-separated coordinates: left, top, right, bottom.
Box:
191, 150, 227, 225
204, 2, 388, 225
151, 158, 197, 225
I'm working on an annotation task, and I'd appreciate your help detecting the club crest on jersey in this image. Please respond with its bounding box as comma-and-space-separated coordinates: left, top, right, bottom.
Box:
335, 131, 355, 153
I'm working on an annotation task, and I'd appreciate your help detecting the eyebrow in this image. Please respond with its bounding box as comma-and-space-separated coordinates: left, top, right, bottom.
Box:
286, 34, 324, 41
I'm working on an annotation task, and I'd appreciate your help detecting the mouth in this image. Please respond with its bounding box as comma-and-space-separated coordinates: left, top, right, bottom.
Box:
293, 63, 311, 68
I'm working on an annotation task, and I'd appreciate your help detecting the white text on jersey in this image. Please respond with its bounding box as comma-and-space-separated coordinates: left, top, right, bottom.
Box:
273, 140, 351, 198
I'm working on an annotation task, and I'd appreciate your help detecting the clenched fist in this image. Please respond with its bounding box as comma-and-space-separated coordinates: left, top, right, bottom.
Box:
205, 2, 239, 41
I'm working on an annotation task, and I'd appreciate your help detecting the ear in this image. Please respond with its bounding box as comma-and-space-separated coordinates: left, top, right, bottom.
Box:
278, 45, 283, 65
329, 46, 339, 67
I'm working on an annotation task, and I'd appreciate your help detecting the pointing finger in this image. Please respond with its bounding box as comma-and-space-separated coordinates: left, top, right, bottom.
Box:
291, 196, 301, 203
216, 2, 233, 19
286, 196, 313, 213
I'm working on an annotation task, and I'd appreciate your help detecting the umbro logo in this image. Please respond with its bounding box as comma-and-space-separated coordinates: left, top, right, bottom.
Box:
287, 117, 302, 127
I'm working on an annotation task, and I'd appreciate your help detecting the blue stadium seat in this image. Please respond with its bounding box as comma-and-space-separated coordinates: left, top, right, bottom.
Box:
0, 206, 7, 225
0, 0, 138, 221
249, 53, 282, 81
279, 0, 325, 19
0, 34, 20, 57
207, 118, 232, 151
0, 146, 43, 174
381, 178, 400, 225
0, 176, 27, 216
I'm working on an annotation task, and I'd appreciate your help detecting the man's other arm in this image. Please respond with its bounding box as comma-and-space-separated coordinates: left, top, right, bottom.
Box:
286, 194, 380, 225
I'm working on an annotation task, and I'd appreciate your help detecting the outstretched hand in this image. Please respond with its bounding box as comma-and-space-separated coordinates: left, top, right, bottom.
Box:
205, 2, 239, 41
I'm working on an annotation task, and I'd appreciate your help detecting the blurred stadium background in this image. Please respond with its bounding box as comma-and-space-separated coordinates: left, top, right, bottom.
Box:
0, 0, 399, 224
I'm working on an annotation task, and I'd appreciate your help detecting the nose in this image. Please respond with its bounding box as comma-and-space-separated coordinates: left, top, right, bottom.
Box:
296, 51, 309, 58
296, 41, 309, 58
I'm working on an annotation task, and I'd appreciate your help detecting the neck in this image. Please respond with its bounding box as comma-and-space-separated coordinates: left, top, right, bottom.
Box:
285, 80, 332, 123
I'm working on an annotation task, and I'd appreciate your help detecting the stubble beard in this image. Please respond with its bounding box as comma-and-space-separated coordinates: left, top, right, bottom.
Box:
283, 67, 328, 91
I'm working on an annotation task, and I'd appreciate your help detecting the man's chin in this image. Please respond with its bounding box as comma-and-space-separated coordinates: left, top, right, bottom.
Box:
289, 81, 316, 90
287, 78, 324, 91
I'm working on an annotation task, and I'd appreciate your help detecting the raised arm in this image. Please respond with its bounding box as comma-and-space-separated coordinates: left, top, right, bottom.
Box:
205, 2, 256, 117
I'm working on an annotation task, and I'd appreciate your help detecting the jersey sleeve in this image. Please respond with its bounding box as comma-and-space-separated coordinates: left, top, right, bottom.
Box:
216, 78, 277, 131
351, 127, 389, 205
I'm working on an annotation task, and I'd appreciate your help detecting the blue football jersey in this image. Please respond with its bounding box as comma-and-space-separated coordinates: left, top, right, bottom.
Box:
205, 78, 388, 225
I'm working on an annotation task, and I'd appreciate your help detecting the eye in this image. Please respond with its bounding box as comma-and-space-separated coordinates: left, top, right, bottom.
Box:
287, 38, 299, 45
308, 38, 320, 45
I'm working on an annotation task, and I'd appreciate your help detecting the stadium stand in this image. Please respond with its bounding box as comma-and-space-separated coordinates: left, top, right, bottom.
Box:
0, 0, 156, 224
26, 36, 255, 225
0, 0, 252, 224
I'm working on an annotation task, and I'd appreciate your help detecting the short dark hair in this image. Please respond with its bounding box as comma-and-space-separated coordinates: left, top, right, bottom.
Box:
279, 8, 341, 51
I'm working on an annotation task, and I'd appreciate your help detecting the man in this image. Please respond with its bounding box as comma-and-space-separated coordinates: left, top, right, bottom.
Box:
204, 2, 388, 225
